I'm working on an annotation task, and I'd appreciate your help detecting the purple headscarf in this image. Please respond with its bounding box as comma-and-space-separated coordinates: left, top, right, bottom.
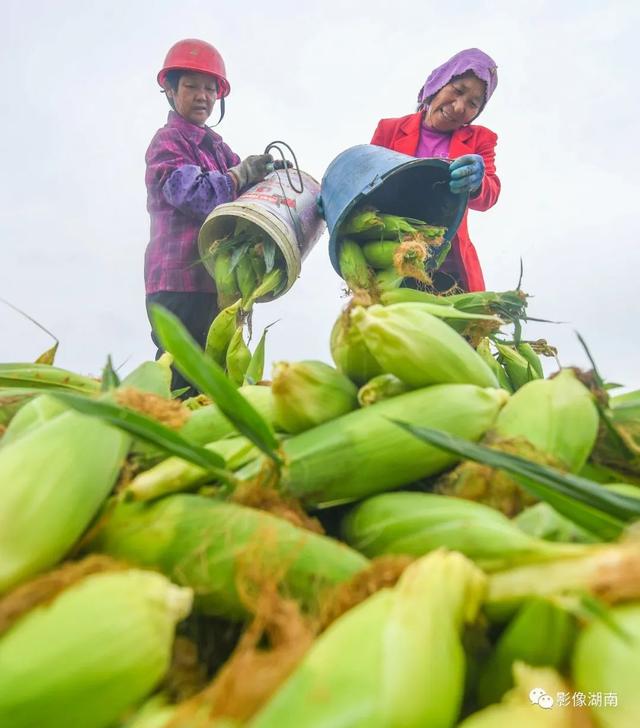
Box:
417, 48, 498, 116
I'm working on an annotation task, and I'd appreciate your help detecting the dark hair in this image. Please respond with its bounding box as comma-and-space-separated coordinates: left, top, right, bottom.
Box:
164, 70, 184, 92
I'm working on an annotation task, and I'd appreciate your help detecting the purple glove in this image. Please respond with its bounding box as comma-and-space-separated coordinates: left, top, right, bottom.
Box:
449, 154, 485, 194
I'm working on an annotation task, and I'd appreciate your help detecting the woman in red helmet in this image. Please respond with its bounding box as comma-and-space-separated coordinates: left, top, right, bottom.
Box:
144, 38, 273, 393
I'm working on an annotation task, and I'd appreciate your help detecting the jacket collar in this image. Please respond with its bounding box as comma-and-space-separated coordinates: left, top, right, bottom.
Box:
392, 113, 476, 156
167, 110, 222, 146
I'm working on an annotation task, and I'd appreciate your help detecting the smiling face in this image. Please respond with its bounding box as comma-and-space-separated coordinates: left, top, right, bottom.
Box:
165, 72, 218, 126
423, 72, 486, 132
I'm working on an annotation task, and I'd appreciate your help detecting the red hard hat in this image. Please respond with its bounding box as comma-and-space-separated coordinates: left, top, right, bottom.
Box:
157, 39, 230, 98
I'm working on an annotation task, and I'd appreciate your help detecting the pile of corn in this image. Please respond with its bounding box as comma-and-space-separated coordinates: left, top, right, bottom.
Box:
1, 284, 640, 728
337, 207, 449, 295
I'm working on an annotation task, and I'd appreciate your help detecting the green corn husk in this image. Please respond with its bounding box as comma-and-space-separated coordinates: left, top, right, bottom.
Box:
495, 342, 541, 391
361, 240, 401, 269
374, 266, 405, 291
0, 411, 129, 593
338, 207, 383, 237
330, 308, 384, 386
460, 663, 579, 727
338, 238, 373, 291
244, 324, 272, 385
244, 384, 508, 507
352, 212, 419, 241
178, 384, 275, 445
572, 602, 640, 728
591, 388, 640, 480
477, 338, 513, 392
235, 254, 258, 302
250, 550, 486, 728
213, 249, 242, 310
516, 342, 544, 379
357, 373, 411, 407
85, 495, 368, 619
351, 303, 499, 389
342, 492, 587, 571
0, 567, 193, 728
225, 326, 251, 387
0, 362, 101, 392
271, 360, 358, 434
1, 393, 68, 447
485, 542, 640, 622
437, 369, 600, 515
476, 598, 577, 706
124, 436, 257, 502
514, 502, 600, 544
205, 299, 242, 368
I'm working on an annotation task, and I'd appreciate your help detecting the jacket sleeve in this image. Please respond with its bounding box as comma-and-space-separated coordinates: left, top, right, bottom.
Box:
467, 129, 501, 212
146, 129, 237, 222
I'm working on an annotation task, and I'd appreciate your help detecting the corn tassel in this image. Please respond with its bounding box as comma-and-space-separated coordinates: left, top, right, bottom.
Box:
85, 495, 368, 619
342, 492, 586, 571
351, 303, 499, 388
0, 567, 192, 728
338, 238, 373, 291
250, 551, 486, 728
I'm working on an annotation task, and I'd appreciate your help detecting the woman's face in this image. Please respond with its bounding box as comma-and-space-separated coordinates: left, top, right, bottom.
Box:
424, 73, 486, 132
166, 72, 218, 126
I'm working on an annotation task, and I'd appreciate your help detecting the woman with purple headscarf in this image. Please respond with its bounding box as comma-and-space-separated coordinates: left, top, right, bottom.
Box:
371, 48, 500, 292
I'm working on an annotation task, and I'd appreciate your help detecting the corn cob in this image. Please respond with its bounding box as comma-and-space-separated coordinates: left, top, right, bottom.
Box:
437, 369, 600, 515
495, 341, 541, 391
177, 384, 275, 445
85, 495, 368, 619
460, 663, 579, 727
477, 337, 513, 392
476, 598, 577, 706
338, 207, 383, 237
225, 326, 251, 386
245, 384, 507, 507
354, 212, 419, 241
271, 360, 358, 434
125, 436, 257, 502
213, 249, 242, 310
572, 602, 640, 727
1, 393, 68, 447
0, 566, 192, 728
235, 254, 258, 302
0, 411, 129, 592
250, 550, 486, 728
351, 303, 499, 388
361, 240, 401, 269
338, 238, 373, 291
374, 266, 405, 291
342, 492, 586, 571
485, 542, 640, 622
330, 308, 384, 385
357, 373, 410, 407
0, 363, 101, 392
205, 299, 242, 367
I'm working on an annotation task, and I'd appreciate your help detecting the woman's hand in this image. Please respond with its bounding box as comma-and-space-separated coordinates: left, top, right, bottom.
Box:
228, 154, 274, 190
449, 154, 485, 194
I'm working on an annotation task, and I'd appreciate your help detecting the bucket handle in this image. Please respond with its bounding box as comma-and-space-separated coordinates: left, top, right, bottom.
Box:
264, 141, 304, 193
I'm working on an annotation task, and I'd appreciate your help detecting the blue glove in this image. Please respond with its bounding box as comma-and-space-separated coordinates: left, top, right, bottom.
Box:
449, 154, 485, 195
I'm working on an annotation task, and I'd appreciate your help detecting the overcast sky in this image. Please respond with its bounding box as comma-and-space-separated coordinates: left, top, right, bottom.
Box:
2, 0, 639, 390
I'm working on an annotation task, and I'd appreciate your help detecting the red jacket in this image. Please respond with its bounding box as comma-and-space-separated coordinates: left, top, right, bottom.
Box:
371, 112, 500, 292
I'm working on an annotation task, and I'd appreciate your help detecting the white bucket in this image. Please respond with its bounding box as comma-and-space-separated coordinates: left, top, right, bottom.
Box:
198, 169, 325, 302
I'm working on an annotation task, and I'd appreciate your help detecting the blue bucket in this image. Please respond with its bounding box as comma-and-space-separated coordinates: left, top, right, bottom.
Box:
320, 144, 468, 274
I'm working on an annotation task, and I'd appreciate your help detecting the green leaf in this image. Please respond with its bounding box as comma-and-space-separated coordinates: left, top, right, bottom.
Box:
101, 355, 120, 392
150, 305, 281, 463
230, 240, 252, 273
49, 391, 234, 483
391, 422, 640, 541
244, 320, 278, 386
